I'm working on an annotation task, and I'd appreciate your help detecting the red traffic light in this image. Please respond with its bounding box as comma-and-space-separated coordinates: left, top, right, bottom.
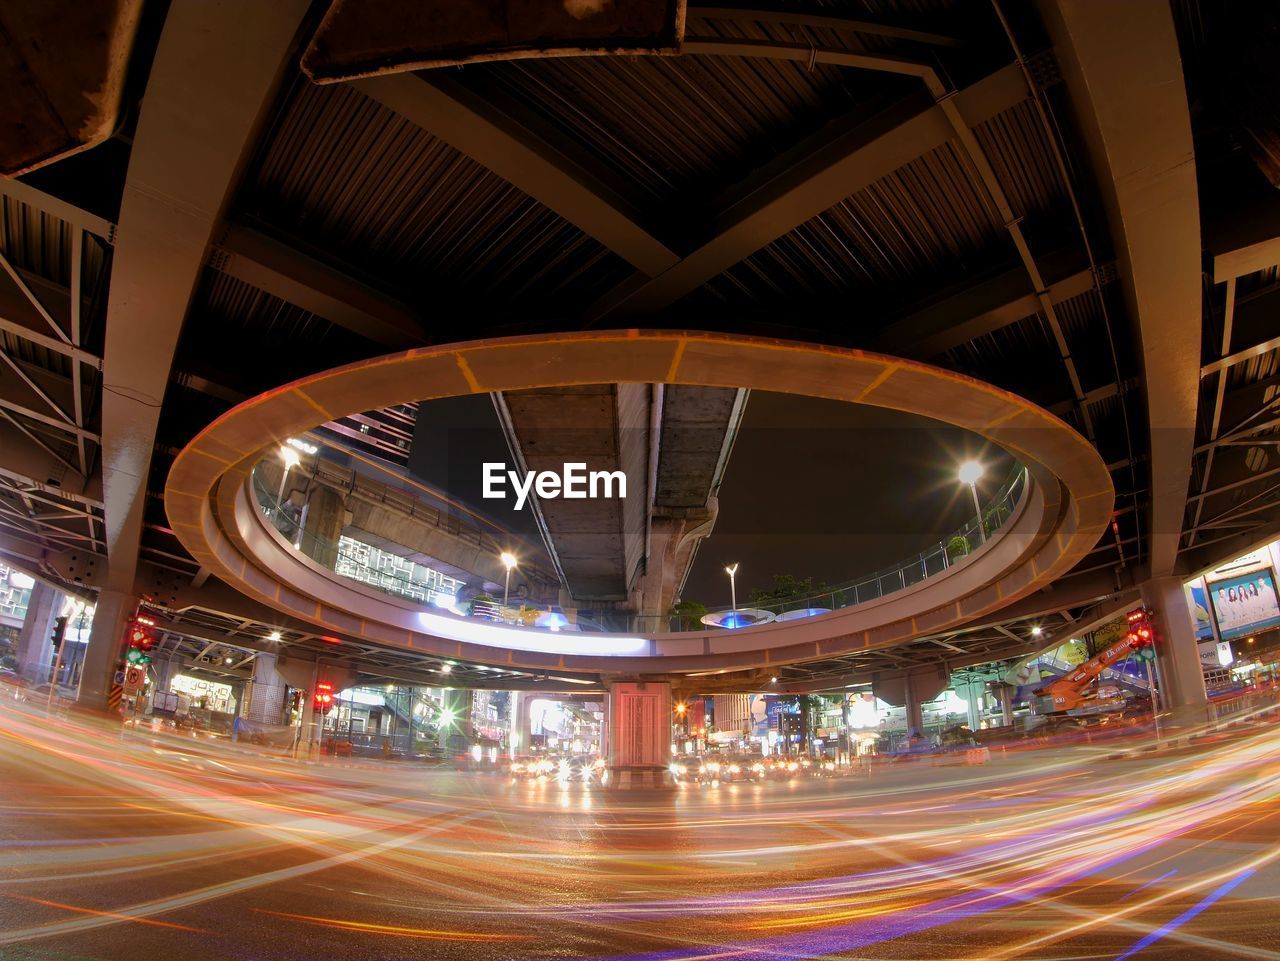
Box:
313, 681, 336, 714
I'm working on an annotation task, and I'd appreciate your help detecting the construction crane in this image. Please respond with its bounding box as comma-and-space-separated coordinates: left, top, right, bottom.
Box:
1033, 610, 1153, 715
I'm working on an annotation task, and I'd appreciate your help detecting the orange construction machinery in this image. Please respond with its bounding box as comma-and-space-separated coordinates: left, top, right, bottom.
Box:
1033, 609, 1155, 715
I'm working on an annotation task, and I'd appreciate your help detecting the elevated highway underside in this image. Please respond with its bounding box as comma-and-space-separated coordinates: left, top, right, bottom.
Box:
0, 0, 1277, 702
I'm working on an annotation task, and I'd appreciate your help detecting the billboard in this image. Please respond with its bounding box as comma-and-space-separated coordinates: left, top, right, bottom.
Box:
1207, 567, 1280, 640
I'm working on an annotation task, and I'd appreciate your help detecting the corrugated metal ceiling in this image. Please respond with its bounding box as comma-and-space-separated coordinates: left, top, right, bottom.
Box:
241, 74, 631, 314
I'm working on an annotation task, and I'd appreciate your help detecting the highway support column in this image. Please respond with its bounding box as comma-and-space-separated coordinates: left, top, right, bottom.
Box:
244, 652, 288, 725
16, 580, 64, 684
605, 680, 673, 789
300, 485, 345, 570
1140, 577, 1209, 727
77, 590, 136, 712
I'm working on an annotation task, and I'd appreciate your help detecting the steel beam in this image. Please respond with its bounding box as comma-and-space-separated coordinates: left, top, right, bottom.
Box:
1208, 191, 1280, 280
0, 420, 101, 505
1200, 334, 1280, 378
0, 178, 114, 240
1039, 0, 1201, 578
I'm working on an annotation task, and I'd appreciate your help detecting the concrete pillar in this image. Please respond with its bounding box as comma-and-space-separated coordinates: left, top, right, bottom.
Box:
509, 691, 534, 756
244, 652, 287, 724
285, 660, 319, 757
904, 677, 924, 739
77, 590, 135, 710
998, 684, 1015, 727
605, 680, 672, 788
154, 655, 186, 694
15, 581, 63, 683
1141, 577, 1209, 725
964, 680, 982, 731
437, 689, 472, 750
300, 485, 345, 570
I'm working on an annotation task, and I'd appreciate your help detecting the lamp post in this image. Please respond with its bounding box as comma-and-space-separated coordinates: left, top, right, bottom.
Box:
500, 551, 518, 608
958, 460, 985, 544
725, 563, 739, 617
275, 444, 300, 517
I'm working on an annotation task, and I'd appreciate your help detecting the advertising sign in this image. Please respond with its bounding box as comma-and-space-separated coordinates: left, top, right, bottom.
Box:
1184, 581, 1216, 640
1207, 567, 1280, 640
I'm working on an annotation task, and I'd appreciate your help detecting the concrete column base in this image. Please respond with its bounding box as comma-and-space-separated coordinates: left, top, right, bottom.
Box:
606, 767, 675, 790
1140, 577, 1210, 731
77, 590, 135, 711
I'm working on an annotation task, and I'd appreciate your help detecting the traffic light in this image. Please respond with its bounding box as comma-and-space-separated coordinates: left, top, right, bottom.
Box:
313, 680, 334, 715
125, 616, 155, 665
1125, 608, 1156, 660
50, 615, 68, 652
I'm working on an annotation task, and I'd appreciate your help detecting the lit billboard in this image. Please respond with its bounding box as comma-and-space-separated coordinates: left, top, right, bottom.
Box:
1207, 567, 1280, 640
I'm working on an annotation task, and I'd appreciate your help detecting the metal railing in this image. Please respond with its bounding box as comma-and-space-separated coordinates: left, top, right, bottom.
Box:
1038, 652, 1151, 691
251, 460, 1029, 635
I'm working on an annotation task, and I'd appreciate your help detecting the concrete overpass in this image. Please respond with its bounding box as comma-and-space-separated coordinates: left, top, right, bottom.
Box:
3, 0, 1280, 772
495, 383, 745, 616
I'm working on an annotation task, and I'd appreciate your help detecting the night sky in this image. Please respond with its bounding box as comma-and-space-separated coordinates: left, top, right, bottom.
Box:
409, 389, 1012, 605
680, 391, 1013, 605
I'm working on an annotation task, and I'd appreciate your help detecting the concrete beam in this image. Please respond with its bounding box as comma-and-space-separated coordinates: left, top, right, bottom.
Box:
496, 384, 653, 601
654, 386, 747, 507
589, 63, 1029, 321
354, 71, 679, 277
874, 256, 1095, 359
213, 224, 425, 348
1039, 0, 1201, 579
97, 0, 309, 597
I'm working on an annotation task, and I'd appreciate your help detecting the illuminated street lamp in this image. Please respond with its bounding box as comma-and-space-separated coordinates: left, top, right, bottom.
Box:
958, 460, 985, 544
274, 444, 301, 516
725, 563, 739, 615
500, 551, 518, 608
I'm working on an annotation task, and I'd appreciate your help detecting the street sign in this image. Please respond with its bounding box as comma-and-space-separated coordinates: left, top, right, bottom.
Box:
113, 670, 125, 685
122, 665, 146, 696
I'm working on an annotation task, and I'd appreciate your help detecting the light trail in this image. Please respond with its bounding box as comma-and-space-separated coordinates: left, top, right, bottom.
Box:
0, 690, 1277, 960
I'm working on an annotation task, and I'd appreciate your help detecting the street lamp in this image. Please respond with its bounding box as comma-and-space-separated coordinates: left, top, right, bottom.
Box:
725, 563, 739, 615
958, 460, 985, 544
275, 444, 301, 516
500, 551, 518, 607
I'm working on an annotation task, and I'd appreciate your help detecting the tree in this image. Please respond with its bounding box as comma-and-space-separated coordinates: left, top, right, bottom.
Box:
750, 574, 828, 610
983, 503, 1011, 538
670, 599, 707, 631
946, 535, 970, 563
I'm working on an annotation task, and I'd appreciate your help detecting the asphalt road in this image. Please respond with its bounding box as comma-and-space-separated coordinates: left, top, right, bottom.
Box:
1, 695, 1278, 961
